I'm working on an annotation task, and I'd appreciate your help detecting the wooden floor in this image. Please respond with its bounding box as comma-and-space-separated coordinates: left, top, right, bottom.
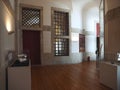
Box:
31, 61, 112, 90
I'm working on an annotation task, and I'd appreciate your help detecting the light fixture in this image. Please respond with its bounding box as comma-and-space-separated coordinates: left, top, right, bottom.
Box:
6, 19, 12, 32
5, 15, 14, 34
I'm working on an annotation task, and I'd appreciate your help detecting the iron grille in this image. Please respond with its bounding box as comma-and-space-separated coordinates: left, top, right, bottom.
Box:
54, 38, 69, 56
22, 7, 41, 28
53, 11, 69, 36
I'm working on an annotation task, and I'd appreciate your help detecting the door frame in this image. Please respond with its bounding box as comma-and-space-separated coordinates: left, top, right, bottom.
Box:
21, 29, 43, 65
15, 4, 44, 65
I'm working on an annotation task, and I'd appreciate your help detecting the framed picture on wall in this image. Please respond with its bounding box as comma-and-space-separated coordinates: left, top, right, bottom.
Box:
79, 34, 85, 52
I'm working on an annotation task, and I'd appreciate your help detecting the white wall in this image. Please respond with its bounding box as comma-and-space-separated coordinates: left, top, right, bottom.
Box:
82, 1, 99, 60
19, 0, 72, 26
0, 0, 15, 90
18, 0, 84, 65
18, 0, 100, 65
71, 1, 82, 29
9, 0, 15, 11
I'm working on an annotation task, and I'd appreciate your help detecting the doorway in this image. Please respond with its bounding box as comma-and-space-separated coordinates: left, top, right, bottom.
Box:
22, 30, 41, 66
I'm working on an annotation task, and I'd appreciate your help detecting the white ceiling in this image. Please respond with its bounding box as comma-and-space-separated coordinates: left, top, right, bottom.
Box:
72, 0, 101, 6
46, 0, 101, 6
47, 0, 101, 9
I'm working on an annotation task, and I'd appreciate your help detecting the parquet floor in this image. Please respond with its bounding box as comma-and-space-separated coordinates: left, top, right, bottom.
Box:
31, 61, 112, 90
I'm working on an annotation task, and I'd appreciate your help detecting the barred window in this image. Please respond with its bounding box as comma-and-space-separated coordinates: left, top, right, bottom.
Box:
52, 8, 69, 56
21, 7, 42, 28
53, 11, 69, 36
54, 38, 69, 56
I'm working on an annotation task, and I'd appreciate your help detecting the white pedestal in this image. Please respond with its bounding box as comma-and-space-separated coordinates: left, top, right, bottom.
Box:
100, 61, 120, 90
8, 65, 31, 90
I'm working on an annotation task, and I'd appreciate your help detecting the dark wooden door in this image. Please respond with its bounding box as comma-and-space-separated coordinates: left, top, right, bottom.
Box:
23, 30, 41, 65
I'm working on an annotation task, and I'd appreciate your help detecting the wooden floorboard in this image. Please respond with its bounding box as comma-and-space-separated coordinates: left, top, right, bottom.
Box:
31, 61, 112, 90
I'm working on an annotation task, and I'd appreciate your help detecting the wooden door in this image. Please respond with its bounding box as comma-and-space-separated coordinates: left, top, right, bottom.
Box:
22, 30, 41, 65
